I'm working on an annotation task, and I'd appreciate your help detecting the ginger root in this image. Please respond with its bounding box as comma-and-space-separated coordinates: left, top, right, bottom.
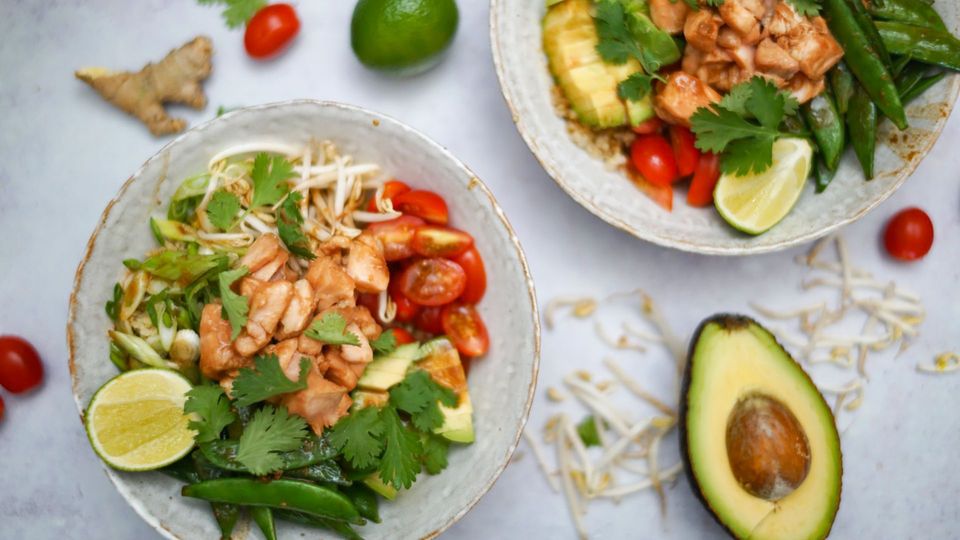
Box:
76, 37, 213, 136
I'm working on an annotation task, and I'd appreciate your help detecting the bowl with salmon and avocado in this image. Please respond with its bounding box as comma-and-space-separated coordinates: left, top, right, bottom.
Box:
492, 0, 960, 254
67, 100, 539, 540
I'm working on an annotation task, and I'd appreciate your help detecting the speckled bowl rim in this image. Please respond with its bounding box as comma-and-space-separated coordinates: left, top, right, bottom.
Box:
489, 1, 960, 256
66, 99, 541, 540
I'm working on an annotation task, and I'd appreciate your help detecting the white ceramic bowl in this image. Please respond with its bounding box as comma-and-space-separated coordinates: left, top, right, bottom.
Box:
67, 101, 540, 540
491, 1, 960, 255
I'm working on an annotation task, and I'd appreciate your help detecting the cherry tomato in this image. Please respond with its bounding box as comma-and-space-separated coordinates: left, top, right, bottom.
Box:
390, 327, 415, 345
0, 394, 4, 422
687, 152, 721, 207
453, 246, 486, 304
631, 117, 664, 135
366, 215, 425, 261
366, 180, 411, 212
884, 207, 934, 261
627, 165, 673, 211
669, 126, 700, 177
399, 258, 466, 306
441, 303, 490, 357
389, 278, 421, 322
0, 336, 44, 393
244, 4, 300, 59
392, 190, 449, 225
357, 293, 384, 323
461, 356, 472, 378
415, 306, 444, 334
411, 226, 473, 258
631, 134, 679, 187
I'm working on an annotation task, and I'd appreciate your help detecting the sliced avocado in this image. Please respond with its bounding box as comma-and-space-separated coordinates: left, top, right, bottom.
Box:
150, 217, 196, 242
351, 390, 389, 410
362, 475, 397, 501
436, 394, 475, 444
680, 315, 842, 540
418, 338, 475, 443
356, 342, 422, 392
606, 61, 655, 126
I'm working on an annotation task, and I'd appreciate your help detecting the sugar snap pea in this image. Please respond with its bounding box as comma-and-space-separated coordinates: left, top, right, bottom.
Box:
846, 0, 893, 67
275, 510, 364, 540
814, 158, 837, 194
877, 21, 960, 71
830, 63, 856, 115
192, 451, 241, 540
867, 0, 947, 31
342, 484, 381, 524
901, 71, 948, 104
802, 88, 846, 171
846, 84, 879, 179
182, 478, 362, 524
250, 507, 277, 540
286, 460, 351, 486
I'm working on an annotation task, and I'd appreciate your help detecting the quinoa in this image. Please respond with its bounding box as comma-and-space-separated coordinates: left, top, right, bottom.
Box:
550, 84, 635, 172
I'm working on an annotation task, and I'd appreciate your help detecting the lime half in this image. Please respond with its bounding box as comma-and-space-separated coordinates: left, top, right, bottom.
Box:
714, 138, 814, 235
351, 0, 459, 74
85, 369, 195, 471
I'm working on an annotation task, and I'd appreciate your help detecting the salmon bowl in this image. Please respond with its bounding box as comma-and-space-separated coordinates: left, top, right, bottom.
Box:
491, 0, 960, 255
67, 100, 539, 540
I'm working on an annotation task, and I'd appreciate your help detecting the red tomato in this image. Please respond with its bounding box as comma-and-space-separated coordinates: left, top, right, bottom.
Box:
441, 304, 490, 357
884, 208, 934, 261
687, 152, 721, 207
631, 134, 679, 187
411, 226, 473, 258
0, 394, 4, 422
0, 336, 44, 393
366, 215, 425, 261
628, 166, 673, 211
366, 180, 411, 212
389, 278, 421, 322
669, 126, 700, 177
415, 306, 444, 334
357, 293, 381, 322
244, 4, 300, 59
631, 117, 663, 135
453, 247, 486, 304
392, 190, 449, 225
390, 327, 416, 345
399, 258, 466, 306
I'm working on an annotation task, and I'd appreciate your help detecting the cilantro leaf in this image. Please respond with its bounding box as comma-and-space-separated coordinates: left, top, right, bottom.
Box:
276, 192, 315, 260
370, 330, 398, 356
250, 153, 292, 209
786, 0, 820, 16
198, 0, 267, 29
141, 251, 223, 283
745, 77, 791, 130
207, 191, 241, 231
576, 416, 602, 448
618, 72, 655, 102
718, 82, 754, 116
305, 312, 361, 346
422, 435, 449, 475
690, 106, 775, 153
722, 136, 776, 175
328, 407, 385, 470
231, 354, 310, 407
378, 406, 423, 490
389, 371, 458, 432
184, 385, 237, 443
235, 405, 309, 475
594, 0, 643, 65
218, 266, 249, 339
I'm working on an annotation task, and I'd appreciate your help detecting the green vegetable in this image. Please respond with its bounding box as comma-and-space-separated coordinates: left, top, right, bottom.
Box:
576, 415, 602, 447
830, 63, 855, 115
141, 251, 224, 283
389, 370, 458, 432
801, 89, 845, 171
250, 507, 277, 540
231, 354, 310, 407
182, 478, 362, 524
287, 460, 352, 485
867, 0, 946, 31
191, 451, 241, 540
250, 153, 293, 209
822, 0, 906, 129
196, 0, 266, 29
200, 433, 338, 473
595, 0, 680, 74
305, 312, 361, 346
421, 435, 450, 475
901, 71, 948, 104
618, 72, 659, 102
846, 84, 878, 179
895, 61, 931, 96
108, 331, 167, 368
847, 0, 893, 67
234, 405, 310, 475
786, 0, 821, 16
105, 283, 122, 321
217, 266, 249, 339
369, 329, 398, 356
813, 157, 837, 193
342, 484, 381, 524
877, 21, 960, 71
160, 457, 201, 484
377, 406, 422, 490
108, 342, 128, 372
207, 191, 242, 231
276, 192, 316, 260
184, 385, 237, 444
274, 510, 363, 540
328, 407, 385, 471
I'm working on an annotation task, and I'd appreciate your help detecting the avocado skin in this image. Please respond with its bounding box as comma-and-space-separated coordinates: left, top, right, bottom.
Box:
678, 313, 843, 540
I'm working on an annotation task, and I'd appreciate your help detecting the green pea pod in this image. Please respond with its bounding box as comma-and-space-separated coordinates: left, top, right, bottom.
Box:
802, 89, 846, 171
830, 63, 856, 115
814, 158, 837, 194
275, 510, 364, 540
287, 460, 352, 486
846, 85, 878, 180
846, 0, 893, 67
890, 55, 913, 77
250, 507, 277, 540
877, 21, 960, 71
200, 434, 337, 473
823, 0, 907, 129
895, 62, 931, 96
867, 0, 947, 31
342, 484, 381, 524
192, 452, 241, 540
901, 71, 948, 104
182, 478, 362, 525
160, 457, 201, 484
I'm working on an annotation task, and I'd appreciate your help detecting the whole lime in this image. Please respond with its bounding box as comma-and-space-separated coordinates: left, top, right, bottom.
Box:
351, 0, 459, 74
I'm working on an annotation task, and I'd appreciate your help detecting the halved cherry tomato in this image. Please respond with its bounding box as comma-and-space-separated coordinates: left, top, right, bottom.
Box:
415, 306, 444, 334
627, 165, 673, 211
884, 207, 934, 261
366, 215, 425, 261
392, 190, 449, 225
669, 126, 700, 177
412, 226, 473, 258
441, 303, 490, 357
461, 357, 472, 378
366, 180, 411, 212
244, 4, 300, 59
390, 327, 415, 345
0, 336, 44, 393
399, 258, 466, 306
687, 152, 721, 207
389, 278, 421, 322
631, 134, 679, 187
631, 117, 663, 135
357, 293, 382, 322
453, 246, 486, 304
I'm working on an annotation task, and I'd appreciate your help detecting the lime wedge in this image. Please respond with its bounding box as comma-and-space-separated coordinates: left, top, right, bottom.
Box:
714, 138, 813, 235
85, 369, 195, 471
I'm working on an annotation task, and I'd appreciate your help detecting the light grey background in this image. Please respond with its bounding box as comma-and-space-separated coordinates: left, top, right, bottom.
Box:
1, 1, 958, 539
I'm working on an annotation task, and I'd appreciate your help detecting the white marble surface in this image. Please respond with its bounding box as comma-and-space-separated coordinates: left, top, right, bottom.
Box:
1, 1, 958, 539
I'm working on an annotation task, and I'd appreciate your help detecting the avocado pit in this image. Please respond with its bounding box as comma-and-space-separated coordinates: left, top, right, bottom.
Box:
725, 393, 811, 501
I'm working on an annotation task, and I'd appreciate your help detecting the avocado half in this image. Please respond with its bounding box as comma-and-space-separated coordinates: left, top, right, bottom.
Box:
680, 314, 842, 540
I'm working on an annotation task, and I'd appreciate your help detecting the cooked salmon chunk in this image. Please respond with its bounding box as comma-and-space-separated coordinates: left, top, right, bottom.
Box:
346, 233, 389, 294
234, 280, 293, 356
305, 255, 356, 311
282, 371, 352, 434
276, 279, 316, 340
650, 0, 690, 34
654, 72, 723, 126
238, 233, 281, 273
199, 303, 249, 380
